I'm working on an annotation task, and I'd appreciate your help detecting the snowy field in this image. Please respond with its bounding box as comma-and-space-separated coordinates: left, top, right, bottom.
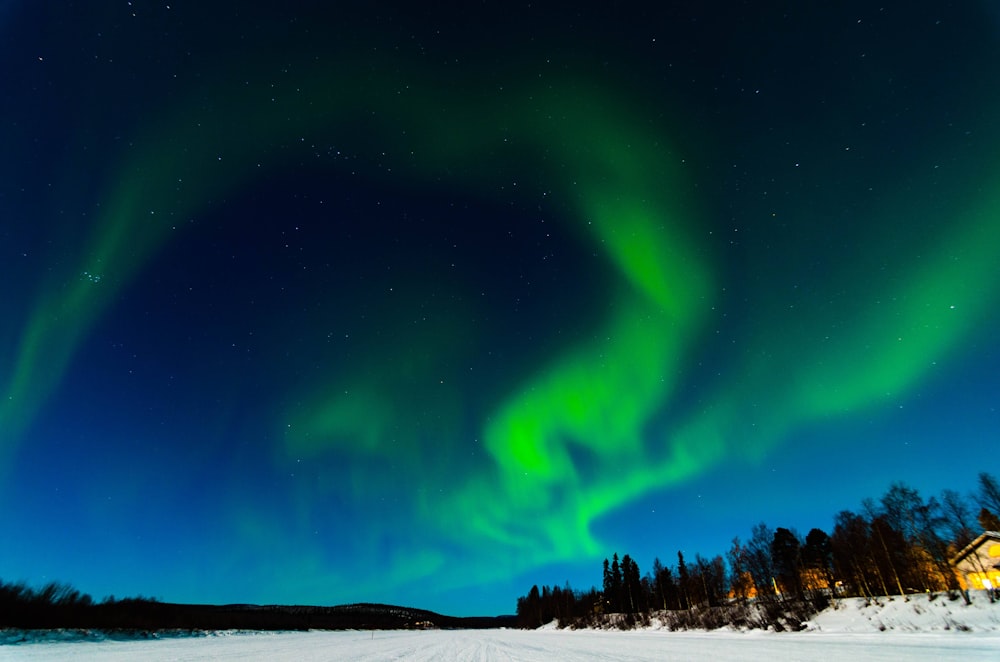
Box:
4, 595, 999, 661
4, 627, 1000, 661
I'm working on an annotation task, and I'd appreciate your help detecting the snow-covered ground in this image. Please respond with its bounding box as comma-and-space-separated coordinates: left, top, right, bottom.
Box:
3, 594, 998, 661
3, 627, 998, 661
805, 592, 1000, 633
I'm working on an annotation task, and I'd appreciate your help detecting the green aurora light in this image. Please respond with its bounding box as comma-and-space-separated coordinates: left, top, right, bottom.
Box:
3, 44, 999, 599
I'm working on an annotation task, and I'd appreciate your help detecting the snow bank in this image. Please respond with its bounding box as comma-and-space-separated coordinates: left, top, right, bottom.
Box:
550, 591, 1000, 635
805, 592, 1000, 633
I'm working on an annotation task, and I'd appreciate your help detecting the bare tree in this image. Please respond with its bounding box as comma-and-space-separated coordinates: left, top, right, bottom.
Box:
727, 537, 753, 603
978, 507, 1000, 532
746, 523, 776, 602
940, 489, 976, 548
977, 472, 1000, 520
771, 528, 804, 600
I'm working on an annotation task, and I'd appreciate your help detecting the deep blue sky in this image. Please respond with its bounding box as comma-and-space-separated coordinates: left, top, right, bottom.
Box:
2, 2, 998, 615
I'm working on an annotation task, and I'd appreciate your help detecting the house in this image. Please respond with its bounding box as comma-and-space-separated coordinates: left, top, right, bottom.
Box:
951, 531, 1000, 593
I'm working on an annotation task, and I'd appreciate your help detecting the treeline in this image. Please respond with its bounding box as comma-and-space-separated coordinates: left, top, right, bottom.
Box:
516, 472, 1000, 629
0, 582, 516, 632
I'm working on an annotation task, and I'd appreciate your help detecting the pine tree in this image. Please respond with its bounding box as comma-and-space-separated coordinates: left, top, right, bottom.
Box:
602, 557, 612, 611
516, 585, 543, 628
677, 551, 690, 610
651, 557, 668, 610
611, 554, 623, 612
620, 555, 642, 613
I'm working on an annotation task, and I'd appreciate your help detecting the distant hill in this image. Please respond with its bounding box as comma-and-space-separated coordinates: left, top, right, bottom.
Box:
0, 580, 516, 632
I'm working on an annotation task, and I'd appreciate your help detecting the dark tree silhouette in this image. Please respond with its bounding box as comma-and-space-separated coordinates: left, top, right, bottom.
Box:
940, 489, 976, 549
620, 555, 642, 613
517, 472, 996, 631
650, 557, 667, 610
602, 554, 625, 613
831, 510, 878, 598
727, 537, 752, 603
771, 528, 803, 600
978, 472, 1000, 521
746, 523, 775, 602
801, 528, 834, 597
695, 554, 726, 607
515, 585, 542, 628
978, 507, 1000, 532
676, 551, 690, 610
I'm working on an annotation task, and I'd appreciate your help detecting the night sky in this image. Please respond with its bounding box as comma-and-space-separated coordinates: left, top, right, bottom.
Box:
2, 2, 999, 616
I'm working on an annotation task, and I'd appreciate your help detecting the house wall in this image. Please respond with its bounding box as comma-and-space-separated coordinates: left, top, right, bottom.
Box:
955, 540, 1000, 590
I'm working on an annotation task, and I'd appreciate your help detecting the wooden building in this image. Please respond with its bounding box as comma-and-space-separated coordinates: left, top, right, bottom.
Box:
951, 531, 1000, 593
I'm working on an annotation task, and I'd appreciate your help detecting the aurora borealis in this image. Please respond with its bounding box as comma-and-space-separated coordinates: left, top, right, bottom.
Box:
2, 3, 998, 615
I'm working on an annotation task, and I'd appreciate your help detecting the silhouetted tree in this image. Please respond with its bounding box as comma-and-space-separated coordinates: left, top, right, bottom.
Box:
831, 510, 878, 598
871, 514, 911, 595
640, 572, 654, 613
869, 484, 955, 594
879, 483, 923, 541
652, 558, 681, 610
676, 551, 690, 610
940, 489, 976, 549
650, 557, 667, 610
559, 582, 576, 621
620, 555, 642, 613
911, 495, 962, 593
977, 472, 1000, 520
686, 555, 706, 607
727, 537, 753, 603
771, 528, 803, 600
978, 507, 1000, 532
602, 557, 612, 608
515, 472, 1000, 630
801, 528, 834, 596
602, 554, 625, 613
746, 523, 775, 602
515, 585, 545, 628
695, 554, 726, 607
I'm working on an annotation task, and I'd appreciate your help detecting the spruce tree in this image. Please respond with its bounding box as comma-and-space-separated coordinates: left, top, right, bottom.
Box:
677, 551, 690, 610
611, 554, 623, 613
